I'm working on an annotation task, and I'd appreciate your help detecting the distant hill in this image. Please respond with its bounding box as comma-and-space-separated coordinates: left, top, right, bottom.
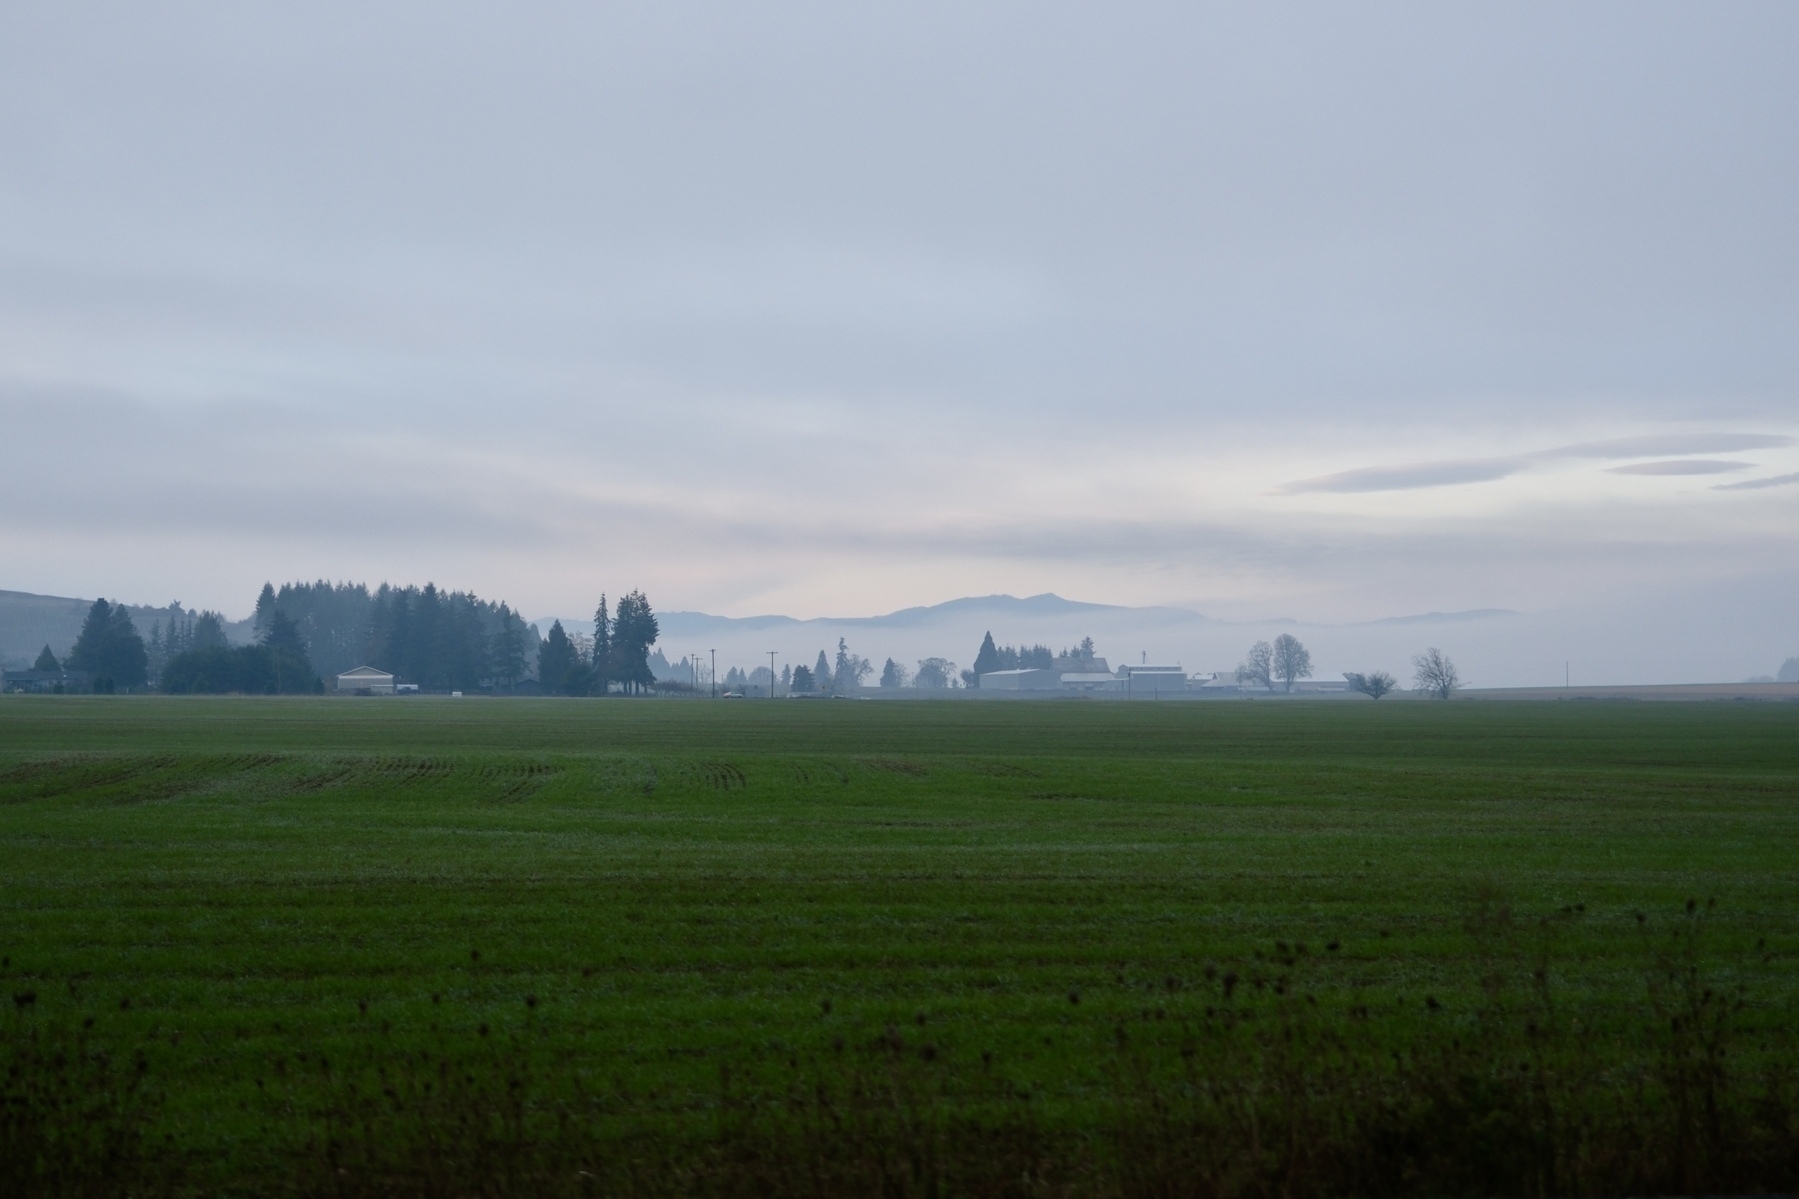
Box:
652, 592, 1206, 637
0, 590, 254, 667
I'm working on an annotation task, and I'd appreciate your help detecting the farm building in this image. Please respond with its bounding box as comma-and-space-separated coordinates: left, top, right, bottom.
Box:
336, 665, 396, 695
1119, 665, 1189, 696
2, 667, 89, 693
1060, 671, 1120, 692
978, 668, 1064, 691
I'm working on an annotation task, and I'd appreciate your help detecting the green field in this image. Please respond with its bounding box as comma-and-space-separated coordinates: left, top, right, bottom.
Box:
3, 696, 1797, 1196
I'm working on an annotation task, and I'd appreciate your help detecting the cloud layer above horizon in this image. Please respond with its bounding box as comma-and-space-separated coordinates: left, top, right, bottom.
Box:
1, 2, 1796, 635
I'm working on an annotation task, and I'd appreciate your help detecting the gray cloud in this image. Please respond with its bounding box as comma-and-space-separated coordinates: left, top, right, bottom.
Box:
1275, 433, 1790, 494
1270, 459, 1521, 495
1608, 459, 1749, 476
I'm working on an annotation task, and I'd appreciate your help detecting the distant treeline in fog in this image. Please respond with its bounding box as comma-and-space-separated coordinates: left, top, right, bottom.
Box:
260, 581, 536, 690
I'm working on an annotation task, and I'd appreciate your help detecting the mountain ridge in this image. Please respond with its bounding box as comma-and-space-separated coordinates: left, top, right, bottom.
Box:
537, 593, 1519, 635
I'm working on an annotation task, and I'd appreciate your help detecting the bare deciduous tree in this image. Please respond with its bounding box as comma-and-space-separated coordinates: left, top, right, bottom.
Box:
1237, 640, 1274, 691
914, 658, 956, 689
1412, 648, 1460, 699
1344, 670, 1397, 700
1272, 633, 1312, 693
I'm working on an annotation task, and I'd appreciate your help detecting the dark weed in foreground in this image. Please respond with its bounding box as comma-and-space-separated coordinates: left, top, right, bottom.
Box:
1, 997, 152, 1198
6, 904, 1797, 1198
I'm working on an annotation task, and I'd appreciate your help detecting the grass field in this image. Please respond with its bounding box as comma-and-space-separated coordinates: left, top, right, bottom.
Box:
3, 696, 1797, 1196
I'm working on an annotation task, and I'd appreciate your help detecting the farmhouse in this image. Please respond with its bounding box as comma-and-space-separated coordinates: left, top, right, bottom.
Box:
336, 665, 396, 695
1, 667, 89, 693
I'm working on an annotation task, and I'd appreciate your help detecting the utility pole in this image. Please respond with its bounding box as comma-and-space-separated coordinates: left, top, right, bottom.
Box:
769, 651, 777, 699
710, 649, 716, 698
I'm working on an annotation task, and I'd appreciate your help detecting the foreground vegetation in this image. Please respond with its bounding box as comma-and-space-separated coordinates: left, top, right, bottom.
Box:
2, 697, 1796, 1196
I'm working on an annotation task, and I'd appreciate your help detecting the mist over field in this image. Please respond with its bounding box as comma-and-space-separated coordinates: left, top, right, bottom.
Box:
595, 583, 1796, 691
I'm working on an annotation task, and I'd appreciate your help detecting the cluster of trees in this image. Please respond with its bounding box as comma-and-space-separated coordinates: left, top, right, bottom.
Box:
714, 649, 957, 694
26, 581, 675, 698
57, 592, 322, 696
788, 639, 874, 695
1235, 637, 1462, 699
67, 599, 149, 692
963, 633, 1100, 687
970, 633, 1053, 682
874, 656, 959, 689
1343, 649, 1459, 700
147, 608, 230, 678
1343, 670, 1398, 700
536, 591, 660, 696
260, 582, 534, 692
161, 611, 322, 695
1237, 634, 1313, 692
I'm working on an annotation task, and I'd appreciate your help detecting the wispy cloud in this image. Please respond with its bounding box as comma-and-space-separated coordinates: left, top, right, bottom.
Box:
1273, 434, 1790, 495
1609, 459, 1750, 476
1269, 459, 1519, 495
1714, 471, 1799, 492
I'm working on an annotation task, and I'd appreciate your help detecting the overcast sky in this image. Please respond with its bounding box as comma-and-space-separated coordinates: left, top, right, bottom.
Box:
3, 2, 1796, 638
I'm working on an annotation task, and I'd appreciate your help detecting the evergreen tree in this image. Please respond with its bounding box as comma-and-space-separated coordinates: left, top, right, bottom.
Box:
610, 591, 659, 695
832, 638, 871, 693
258, 608, 315, 693
67, 599, 113, 675
490, 604, 528, 692
192, 612, 229, 651
262, 610, 308, 660
538, 620, 579, 695
106, 602, 147, 690
791, 664, 815, 693
813, 650, 832, 694
253, 583, 278, 636
971, 631, 1002, 686
67, 599, 148, 691
591, 595, 612, 695
273, 581, 375, 680
879, 658, 906, 688
33, 645, 59, 673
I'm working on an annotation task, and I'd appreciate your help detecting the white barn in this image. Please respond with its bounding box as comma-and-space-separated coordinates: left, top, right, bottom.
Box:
1119, 665, 1188, 696
978, 668, 1064, 691
336, 665, 396, 695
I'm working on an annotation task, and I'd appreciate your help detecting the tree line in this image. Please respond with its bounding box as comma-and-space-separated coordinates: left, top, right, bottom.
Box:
27, 581, 668, 697
161, 609, 322, 695
258, 581, 536, 691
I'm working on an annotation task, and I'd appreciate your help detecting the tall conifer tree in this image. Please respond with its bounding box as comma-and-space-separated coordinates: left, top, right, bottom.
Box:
592, 594, 611, 695
971, 631, 1002, 687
